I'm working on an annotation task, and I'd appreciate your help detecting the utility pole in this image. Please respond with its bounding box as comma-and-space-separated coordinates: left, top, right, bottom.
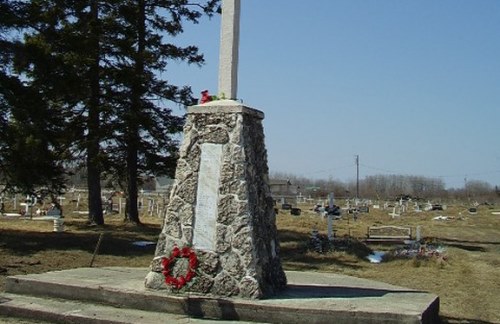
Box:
464, 176, 468, 200
355, 155, 359, 200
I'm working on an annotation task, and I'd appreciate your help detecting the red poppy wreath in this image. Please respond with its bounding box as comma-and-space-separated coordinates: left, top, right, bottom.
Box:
161, 246, 198, 289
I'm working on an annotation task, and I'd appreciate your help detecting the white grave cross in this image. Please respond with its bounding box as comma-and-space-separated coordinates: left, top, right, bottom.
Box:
218, 0, 241, 100
327, 193, 334, 240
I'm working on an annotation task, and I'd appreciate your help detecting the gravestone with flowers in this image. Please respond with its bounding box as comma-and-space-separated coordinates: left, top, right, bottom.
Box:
144, 0, 286, 298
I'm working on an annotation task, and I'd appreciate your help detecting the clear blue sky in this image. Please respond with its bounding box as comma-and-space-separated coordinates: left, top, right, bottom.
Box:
166, 0, 500, 189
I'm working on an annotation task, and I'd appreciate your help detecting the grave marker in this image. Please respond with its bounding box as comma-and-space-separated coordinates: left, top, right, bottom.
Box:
327, 193, 334, 240
389, 206, 400, 218
414, 202, 421, 212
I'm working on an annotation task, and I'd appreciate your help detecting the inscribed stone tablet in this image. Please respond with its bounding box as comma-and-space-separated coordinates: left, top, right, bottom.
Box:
192, 143, 223, 251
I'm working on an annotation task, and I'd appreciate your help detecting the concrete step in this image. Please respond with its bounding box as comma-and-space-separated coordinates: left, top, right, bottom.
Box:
0, 267, 440, 324
0, 292, 175, 324
0, 293, 250, 324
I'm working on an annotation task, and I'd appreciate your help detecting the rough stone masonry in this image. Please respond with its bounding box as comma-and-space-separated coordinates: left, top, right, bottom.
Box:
145, 100, 287, 299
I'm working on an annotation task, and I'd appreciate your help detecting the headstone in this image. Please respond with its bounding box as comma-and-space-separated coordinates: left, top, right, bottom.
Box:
147, 198, 154, 215
359, 205, 369, 213
46, 205, 62, 217
118, 198, 122, 214
53, 219, 64, 232
145, 103, 287, 299
414, 202, 420, 212
24, 195, 33, 215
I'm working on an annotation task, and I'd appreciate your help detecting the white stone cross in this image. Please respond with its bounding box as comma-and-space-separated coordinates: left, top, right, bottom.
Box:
218, 0, 241, 100
327, 193, 334, 240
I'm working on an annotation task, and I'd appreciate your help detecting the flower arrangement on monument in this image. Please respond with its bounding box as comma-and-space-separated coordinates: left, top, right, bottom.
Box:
161, 245, 198, 289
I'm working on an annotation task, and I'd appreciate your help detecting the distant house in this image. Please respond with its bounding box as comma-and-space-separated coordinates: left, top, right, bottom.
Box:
154, 176, 175, 193
269, 179, 298, 204
269, 179, 293, 195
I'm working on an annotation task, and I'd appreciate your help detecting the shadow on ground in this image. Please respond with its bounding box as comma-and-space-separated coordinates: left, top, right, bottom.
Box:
0, 228, 158, 257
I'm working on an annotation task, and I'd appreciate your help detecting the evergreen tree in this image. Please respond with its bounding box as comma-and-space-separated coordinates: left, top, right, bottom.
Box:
85, 0, 106, 225
1, 0, 220, 224
100, 0, 220, 224
11, 1, 129, 225
0, 0, 69, 196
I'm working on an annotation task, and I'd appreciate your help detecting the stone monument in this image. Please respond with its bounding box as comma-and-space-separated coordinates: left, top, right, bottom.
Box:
145, 0, 287, 299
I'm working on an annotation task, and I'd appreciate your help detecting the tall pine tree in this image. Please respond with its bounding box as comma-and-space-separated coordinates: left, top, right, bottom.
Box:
0, 0, 70, 196
1, 0, 220, 224
101, 0, 220, 224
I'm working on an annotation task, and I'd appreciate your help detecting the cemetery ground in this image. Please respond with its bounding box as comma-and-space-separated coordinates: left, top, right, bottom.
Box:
1, 201, 499, 323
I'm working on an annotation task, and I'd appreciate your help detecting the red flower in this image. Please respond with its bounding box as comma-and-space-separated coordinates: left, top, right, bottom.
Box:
161, 257, 170, 268
177, 276, 186, 288
185, 270, 195, 282
161, 245, 198, 290
165, 276, 176, 285
181, 246, 191, 257
189, 254, 198, 268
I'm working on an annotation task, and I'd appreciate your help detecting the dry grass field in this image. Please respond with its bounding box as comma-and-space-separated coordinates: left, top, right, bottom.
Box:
276, 202, 500, 324
1, 199, 499, 323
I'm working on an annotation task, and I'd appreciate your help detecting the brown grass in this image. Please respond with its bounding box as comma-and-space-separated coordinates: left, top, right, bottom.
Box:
276, 203, 500, 323
1, 201, 500, 323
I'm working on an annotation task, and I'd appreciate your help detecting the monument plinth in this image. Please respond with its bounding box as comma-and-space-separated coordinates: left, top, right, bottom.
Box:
145, 100, 287, 298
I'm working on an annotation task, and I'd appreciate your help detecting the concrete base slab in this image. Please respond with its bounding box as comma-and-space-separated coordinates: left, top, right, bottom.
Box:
0, 293, 251, 324
0, 267, 439, 324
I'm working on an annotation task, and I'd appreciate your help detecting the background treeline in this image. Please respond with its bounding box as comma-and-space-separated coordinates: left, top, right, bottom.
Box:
271, 172, 500, 203
0, 0, 220, 225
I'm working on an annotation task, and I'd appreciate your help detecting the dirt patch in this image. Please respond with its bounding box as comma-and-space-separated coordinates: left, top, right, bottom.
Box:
0, 214, 161, 291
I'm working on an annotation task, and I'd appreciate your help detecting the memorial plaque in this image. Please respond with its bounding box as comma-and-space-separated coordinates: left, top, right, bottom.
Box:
193, 143, 223, 251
